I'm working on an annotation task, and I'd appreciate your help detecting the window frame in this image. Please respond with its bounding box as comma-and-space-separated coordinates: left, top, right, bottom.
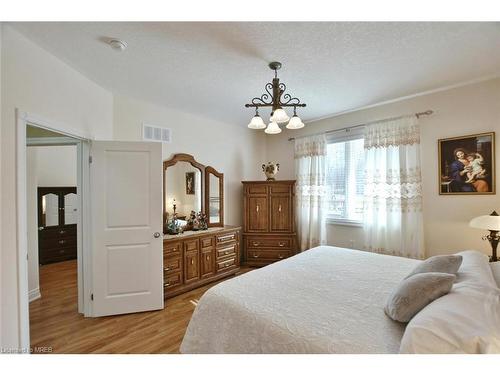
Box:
325, 127, 365, 226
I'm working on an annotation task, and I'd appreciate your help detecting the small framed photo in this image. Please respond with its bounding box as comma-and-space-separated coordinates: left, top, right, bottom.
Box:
185, 172, 195, 195
438, 132, 495, 195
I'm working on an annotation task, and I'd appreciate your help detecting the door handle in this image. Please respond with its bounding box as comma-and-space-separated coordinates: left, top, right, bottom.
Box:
256, 204, 259, 213
153, 232, 161, 238
278, 204, 282, 212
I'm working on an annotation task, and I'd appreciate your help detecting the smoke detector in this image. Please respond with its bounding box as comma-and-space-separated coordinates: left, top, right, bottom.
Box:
108, 39, 127, 51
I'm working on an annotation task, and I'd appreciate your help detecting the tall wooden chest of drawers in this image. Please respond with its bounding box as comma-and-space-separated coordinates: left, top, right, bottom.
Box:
242, 180, 298, 266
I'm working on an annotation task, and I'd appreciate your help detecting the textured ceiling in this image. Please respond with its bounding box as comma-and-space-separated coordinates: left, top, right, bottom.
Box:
9, 22, 500, 126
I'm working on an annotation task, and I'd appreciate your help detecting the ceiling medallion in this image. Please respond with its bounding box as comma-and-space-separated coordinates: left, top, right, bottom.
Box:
245, 62, 306, 134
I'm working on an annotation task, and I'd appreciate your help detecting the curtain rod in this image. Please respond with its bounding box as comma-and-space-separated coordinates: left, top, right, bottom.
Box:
287, 110, 433, 141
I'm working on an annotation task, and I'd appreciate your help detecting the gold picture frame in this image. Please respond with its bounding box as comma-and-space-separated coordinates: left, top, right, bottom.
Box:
438, 132, 495, 195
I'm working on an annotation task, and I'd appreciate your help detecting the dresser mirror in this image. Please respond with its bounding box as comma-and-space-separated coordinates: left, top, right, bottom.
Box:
163, 153, 224, 233
205, 166, 224, 227
64, 193, 78, 225
164, 154, 204, 223
41, 192, 60, 227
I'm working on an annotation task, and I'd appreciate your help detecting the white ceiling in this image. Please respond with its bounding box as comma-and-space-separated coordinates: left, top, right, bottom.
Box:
9, 22, 500, 126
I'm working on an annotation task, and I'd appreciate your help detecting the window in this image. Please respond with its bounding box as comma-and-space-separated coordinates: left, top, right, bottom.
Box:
326, 132, 365, 224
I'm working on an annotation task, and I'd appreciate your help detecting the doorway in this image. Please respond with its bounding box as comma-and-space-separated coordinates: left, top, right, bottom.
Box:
24, 123, 88, 351
16, 111, 163, 351
27, 129, 80, 300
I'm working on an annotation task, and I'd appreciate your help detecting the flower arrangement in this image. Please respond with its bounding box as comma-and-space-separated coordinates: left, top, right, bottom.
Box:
166, 213, 182, 235
187, 210, 208, 231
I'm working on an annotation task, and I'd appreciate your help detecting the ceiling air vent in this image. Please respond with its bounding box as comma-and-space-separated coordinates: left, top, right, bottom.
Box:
142, 123, 171, 143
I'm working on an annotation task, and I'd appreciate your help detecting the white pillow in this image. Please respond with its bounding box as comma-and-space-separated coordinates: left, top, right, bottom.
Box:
400, 250, 500, 354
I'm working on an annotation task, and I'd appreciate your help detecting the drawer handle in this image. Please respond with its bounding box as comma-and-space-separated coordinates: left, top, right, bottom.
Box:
59, 230, 66, 234
279, 242, 285, 247
164, 267, 170, 271
256, 205, 259, 213
206, 255, 210, 261
252, 241, 259, 247
253, 254, 259, 258
164, 282, 170, 287
59, 249, 65, 254
218, 234, 235, 242
278, 204, 282, 212
58, 240, 66, 245
278, 254, 284, 259
191, 259, 194, 265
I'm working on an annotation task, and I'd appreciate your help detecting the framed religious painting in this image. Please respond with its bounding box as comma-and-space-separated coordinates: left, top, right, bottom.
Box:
438, 132, 495, 195
185, 171, 195, 195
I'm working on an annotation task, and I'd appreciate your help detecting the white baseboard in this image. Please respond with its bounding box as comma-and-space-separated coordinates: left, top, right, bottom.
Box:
29, 287, 41, 302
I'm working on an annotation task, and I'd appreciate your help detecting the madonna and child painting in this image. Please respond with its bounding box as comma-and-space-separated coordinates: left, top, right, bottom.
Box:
439, 132, 495, 195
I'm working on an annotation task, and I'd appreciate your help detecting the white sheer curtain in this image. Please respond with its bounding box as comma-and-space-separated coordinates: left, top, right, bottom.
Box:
363, 116, 424, 259
295, 134, 327, 251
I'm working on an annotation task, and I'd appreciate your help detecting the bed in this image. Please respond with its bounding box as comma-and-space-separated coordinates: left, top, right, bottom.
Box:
180, 246, 421, 354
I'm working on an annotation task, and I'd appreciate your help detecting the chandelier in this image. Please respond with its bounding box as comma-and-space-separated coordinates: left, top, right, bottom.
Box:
245, 61, 306, 134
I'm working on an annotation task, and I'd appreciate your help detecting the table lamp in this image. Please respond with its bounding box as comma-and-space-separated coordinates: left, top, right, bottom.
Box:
469, 211, 500, 262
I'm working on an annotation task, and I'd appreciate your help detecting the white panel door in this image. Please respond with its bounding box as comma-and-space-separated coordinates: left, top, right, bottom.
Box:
90, 141, 163, 316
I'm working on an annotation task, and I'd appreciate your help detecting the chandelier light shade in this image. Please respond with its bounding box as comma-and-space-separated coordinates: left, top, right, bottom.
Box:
271, 108, 290, 124
245, 61, 306, 134
264, 121, 282, 134
286, 107, 305, 129
247, 109, 266, 129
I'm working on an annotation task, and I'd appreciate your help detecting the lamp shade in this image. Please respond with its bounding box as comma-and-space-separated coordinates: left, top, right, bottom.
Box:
286, 115, 304, 129
264, 121, 282, 134
247, 115, 266, 129
270, 108, 289, 124
469, 211, 500, 231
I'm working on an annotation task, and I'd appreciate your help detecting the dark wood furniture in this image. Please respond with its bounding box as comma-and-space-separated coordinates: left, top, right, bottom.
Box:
163, 226, 241, 299
38, 186, 77, 265
242, 180, 298, 267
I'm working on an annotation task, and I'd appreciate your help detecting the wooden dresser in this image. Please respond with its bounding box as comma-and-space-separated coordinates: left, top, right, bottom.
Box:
163, 225, 241, 299
38, 186, 78, 265
242, 180, 298, 267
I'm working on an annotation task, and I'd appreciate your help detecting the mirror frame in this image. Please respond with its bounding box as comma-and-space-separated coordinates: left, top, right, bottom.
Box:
205, 166, 224, 227
163, 153, 205, 232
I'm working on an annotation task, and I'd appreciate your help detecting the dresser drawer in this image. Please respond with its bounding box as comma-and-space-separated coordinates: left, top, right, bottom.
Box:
247, 185, 267, 195
164, 241, 182, 255
41, 246, 77, 261
163, 256, 182, 273
164, 272, 182, 290
201, 236, 215, 249
216, 231, 238, 245
216, 243, 237, 259
270, 185, 291, 194
40, 225, 76, 239
184, 239, 199, 252
217, 256, 237, 272
247, 249, 291, 261
39, 236, 77, 249
246, 237, 292, 249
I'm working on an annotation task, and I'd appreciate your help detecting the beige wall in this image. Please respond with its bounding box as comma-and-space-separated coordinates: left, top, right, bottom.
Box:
113, 94, 267, 227
1, 26, 113, 348
26, 146, 77, 300
266, 78, 500, 258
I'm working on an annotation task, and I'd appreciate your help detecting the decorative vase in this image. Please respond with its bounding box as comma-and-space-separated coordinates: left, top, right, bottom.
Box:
262, 162, 280, 181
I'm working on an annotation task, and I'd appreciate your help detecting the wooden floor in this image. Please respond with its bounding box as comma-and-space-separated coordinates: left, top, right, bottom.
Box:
30, 260, 252, 353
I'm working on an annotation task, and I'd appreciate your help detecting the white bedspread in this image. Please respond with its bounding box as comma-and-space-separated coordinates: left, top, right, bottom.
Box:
180, 246, 420, 354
